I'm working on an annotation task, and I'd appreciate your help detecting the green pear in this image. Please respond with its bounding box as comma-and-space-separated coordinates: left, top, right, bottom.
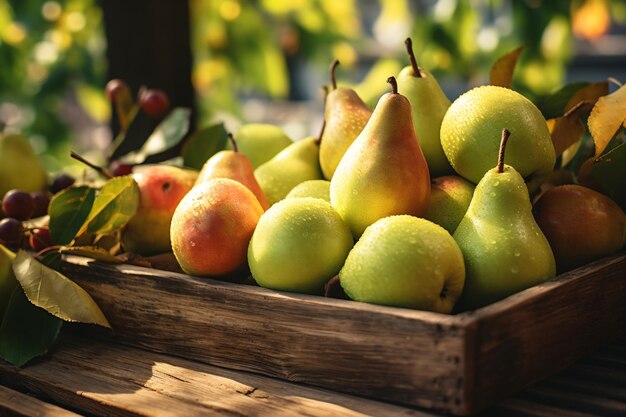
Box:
230, 124, 293, 169
319, 60, 372, 180
254, 137, 323, 205
453, 129, 556, 310
0, 133, 47, 198
423, 176, 475, 234
285, 180, 330, 202
340, 215, 465, 313
330, 77, 430, 238
397, 38, 453, 177
440, 85, 555, 192
248, 198, 354, 294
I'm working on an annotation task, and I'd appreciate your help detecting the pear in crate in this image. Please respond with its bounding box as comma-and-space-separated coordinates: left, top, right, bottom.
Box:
285, 180, 330, 202
254, 136, 323, 206
397, 38, 453, 177
330, 77, 430, 238
423, 176, 475, 234
231, 124, 293, 169
196, 134, 269, 210
319, 60, 372, 180
453, 129, 556, 310
340, 215, 465, 313
171, 178, 264, 276
122, 165, 198, 256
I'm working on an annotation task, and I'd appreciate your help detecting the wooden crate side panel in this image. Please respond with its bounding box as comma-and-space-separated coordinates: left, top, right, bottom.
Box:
465, 252, 626, 413
60, 257, 469, 414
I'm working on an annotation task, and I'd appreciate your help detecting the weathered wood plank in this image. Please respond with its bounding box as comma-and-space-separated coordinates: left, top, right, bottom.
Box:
489, 398, 599, 417
521, 385, 626, 416
465, 253, 626, 412
60, 256, 470, 414
0, 384, 83, 417
0, 335, 433, 417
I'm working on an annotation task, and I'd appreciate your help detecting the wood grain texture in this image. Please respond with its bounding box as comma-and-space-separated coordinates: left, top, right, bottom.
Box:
0, 334, 430, 417
60, 255, 469, 414
0, 384, 83, 417
57, 251, 626, 415
464, 252, 626, 413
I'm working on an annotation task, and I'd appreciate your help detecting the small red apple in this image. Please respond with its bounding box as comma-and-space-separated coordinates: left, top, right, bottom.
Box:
533, 184, 626, 272
121, 165, 198, 256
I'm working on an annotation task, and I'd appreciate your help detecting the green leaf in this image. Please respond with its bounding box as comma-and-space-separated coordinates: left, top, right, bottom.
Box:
139, 108, 191, 157
60, 246, 122, 264
181, 123, 229, 169
109, 111, 161, 161
80, 176, 140, 235
48, 186, 96, 245
592, 140, 626, 211
535, 82, 590, 119
0, 287, 63, 367
0, 245, 17, 322
12, 250, 111, 328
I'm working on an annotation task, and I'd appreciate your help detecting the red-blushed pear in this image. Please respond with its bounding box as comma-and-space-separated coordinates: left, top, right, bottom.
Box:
533, 184, 626, 273
196, 134, 270, 210
171, 178, 264, 276
330, 76, 430, 238
121, 165, 198, 256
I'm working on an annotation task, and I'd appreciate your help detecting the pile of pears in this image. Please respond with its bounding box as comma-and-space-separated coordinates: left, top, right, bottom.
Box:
168, 38, 624, 313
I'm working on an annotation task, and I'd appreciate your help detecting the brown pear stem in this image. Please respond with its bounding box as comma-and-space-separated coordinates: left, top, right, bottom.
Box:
497, 129, 511, 173
70, 151, 113, 179
329, 59, 339, 90
227, 132, 238, 152
387, 76, 398, 94
404, 38, 421, 78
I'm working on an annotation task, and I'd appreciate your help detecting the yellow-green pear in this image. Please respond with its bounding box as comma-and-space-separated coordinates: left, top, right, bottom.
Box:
423, 176, 475, 234
397, 38, 453, 177
254, 136, 323, 206
230, 124, 293, 169
453, 129, 556, 310
440, 86, 555, 192
319, 60, 372, 180
330, 77, 430, 238
285, 180, 330, 202
0, 133, 47, 198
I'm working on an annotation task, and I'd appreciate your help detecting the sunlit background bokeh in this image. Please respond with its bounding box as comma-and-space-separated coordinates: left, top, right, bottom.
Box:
0, 0, 625, 172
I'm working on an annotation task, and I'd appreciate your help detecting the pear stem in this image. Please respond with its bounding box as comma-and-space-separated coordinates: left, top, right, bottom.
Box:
497, 128, 511, 174
387, 76, 398, 94
227, 132, 238, 152
70, 151, 113, 179
404, 38, 422, 78
329, 59, 339, 90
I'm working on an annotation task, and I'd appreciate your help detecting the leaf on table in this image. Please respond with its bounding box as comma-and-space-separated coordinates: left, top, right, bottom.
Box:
0, 287, 63, 367
79, 176, 139, 236
12, 250, 111, 328
548, 101, 594, 158
591, 141, 626, 211
48, 186, 96, 246
60, 246, 122, 264
564, 80, 608, 111
181, 123, 229, 169
489, 45, 525, 89
588, 84, 626, 157
0, 245, 18, 322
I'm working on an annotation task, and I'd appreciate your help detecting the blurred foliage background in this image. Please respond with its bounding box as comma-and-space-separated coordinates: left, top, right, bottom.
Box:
1, 0, 625, 172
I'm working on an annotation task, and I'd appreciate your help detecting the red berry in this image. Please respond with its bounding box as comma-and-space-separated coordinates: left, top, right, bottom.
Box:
105, 79, 129, 102
31, 192, 51, 218
50, 174, 75, 194
139, 89, 170, 117
0, 218, 22, 247
110, 161, 134, 177
2, 190, 34, 220
29, 228, 54, 252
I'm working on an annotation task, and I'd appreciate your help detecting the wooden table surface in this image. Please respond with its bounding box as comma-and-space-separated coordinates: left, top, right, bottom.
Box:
0, 332, 624, 417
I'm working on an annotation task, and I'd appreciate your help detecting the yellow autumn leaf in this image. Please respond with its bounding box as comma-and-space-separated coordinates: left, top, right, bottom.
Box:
587, 84, 626, 157
564, 80, 608, 112
489, 45, 525, 89
549, 101, 594, 158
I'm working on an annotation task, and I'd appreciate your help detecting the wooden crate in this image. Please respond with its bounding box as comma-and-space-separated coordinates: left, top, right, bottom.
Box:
59, 251, 626, 415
